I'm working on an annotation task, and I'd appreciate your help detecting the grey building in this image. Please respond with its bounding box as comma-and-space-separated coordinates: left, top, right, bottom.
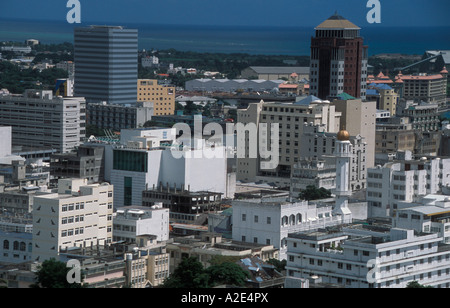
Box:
240, 67, 310, 81
185, 79, 284, 93
74, 26, 138, 105
87, 101, 153, 132
50, 145, 105, 184
0, 90, 86, 154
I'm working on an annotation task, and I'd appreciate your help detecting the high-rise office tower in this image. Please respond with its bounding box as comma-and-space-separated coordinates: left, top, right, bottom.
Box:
309, 13, 368, 100
74, 26, 138, 105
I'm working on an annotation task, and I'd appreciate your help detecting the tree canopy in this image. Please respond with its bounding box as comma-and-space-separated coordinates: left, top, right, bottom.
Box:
30, 258, 86, 288
298, 185, 332, 201
161, 256, 249, 288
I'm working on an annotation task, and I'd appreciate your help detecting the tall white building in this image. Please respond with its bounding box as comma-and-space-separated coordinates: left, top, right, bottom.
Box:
110, 128, 228, 207
286, 226, 450, 288
32, 179, 114, 261
367, 157, 450, 217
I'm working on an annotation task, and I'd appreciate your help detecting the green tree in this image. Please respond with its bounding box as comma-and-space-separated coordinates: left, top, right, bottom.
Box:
206, 262, 249, 287
30, 258, 86, 288
299, 185, 332, 201
161, 257, 209, 288
406, 281, 433, 288
267, 258, 286, 273
161, 256, 250, 288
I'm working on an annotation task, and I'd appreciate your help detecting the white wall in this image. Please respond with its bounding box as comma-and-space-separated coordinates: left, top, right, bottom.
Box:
0, 126, 12, 157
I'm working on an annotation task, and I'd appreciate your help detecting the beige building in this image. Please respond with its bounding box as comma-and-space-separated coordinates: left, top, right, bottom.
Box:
124, 235, 170, 288
237, 95, 341, 187
395, 69, 448, 107
366, 84, 399, 116
331, 98, 376, 168
137, 79, 175, 115
32, 179, 114, 262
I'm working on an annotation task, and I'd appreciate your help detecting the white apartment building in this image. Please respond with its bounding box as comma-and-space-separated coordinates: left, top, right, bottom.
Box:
286, 227, 450, 288
0, 90, 86, 153
113, 205, 169, 243
394, 195, 450, 244
110, 128, 228, 207
231, 197, 348, 260
237, 96, 341, 187
32, 179, 114, 261
367, 157, 450, 218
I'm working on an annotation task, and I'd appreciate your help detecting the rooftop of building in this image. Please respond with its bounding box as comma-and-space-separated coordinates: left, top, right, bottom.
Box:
315, 12, 360, 30
246, 66, 310, 74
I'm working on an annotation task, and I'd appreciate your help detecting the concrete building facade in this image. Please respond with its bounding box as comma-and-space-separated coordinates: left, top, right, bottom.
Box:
236, 96, 341, 187
309, 13, 368, 100
87, 101, 153, 132
331, 98, 376, 168
74, 26, 138, 105
231, 197, 348, 260
113, 205, 169, 243
32, 179, 114, 261
286, 226, 450, 288
137, 79, 175, 116
367, 157, 450, 218
0, 90, 86, 154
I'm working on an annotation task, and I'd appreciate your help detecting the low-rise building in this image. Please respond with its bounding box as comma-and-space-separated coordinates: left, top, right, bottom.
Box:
86, 101, 153, 133
286, 225, 450, 288
231, 197, 349, 260
166, 233, 279, 274
50, 145, 105, 185
240, 66, 309, 81
367, 157, 450, 218
113, 205, 169, 243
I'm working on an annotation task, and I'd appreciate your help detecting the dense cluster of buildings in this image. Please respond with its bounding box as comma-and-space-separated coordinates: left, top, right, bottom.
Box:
0, 12, 449, 289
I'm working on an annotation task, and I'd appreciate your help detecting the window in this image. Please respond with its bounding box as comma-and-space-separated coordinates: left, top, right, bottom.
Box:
254, 215, 259, 223
124, 177, 133, 206
242, 214, 246, 222
267, 217, 271, 224
113, 150, 148, 172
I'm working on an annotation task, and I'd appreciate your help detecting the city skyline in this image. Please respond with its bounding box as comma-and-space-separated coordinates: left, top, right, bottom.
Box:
1, 0, 450, 28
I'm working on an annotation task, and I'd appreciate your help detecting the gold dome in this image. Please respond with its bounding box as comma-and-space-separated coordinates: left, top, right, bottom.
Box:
337, 129, 350, 141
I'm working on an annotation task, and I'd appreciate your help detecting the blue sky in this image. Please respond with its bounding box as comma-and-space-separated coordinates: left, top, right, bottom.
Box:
1, 0, 449, 28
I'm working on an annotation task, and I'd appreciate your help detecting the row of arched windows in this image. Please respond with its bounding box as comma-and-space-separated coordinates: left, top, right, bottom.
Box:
3, 240, 31, 252
281, 214, 303, 226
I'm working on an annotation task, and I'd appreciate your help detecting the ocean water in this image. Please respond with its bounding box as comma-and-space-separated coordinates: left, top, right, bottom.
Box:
1, 18, 449, 56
